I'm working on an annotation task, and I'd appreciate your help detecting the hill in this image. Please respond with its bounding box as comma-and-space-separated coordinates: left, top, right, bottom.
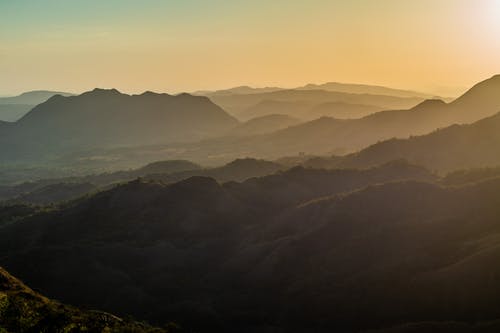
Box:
0, 267, 173, 332
0, 158, 285, 205
228, 114, 301, 135
298, 81, 441, 99
209, 89, 424, 116
0, 89, 238, 162
0, 161, 437, 332
0, 91, 74, 122
332, 111, 500, 173
0, 90, 73, 105
162, 75, 500, 164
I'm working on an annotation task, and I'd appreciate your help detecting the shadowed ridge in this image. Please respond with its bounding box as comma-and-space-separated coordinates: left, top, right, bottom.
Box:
411, 99, 447, 111
451, 74, 500, 107
0, 266, 171, 332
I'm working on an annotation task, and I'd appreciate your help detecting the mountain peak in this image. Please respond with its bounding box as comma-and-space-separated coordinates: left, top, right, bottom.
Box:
412, 99, 446, 110
84, 88, 123, 97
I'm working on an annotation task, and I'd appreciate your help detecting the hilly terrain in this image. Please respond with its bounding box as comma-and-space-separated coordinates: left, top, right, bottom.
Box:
0, 89, 238, 163
0, 266, 173, 332
0, 91, 73, 122
209, 89, 424, 118
0, 158, 283, 205
0, 161, 439, 332
323, 110, 500, 173
139, 75, 500, 165
297, 81, 442, 99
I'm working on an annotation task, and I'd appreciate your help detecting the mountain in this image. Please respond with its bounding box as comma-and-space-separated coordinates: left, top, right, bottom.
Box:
237, 99, 313, 120
0, 161, 436, 332
0, 89, 238, 162
228, 114, 302, 135
163, 75, 500, 164
448, 74, 500, 122
0, 267, 172, 332
0, 90, 73, 105
146, 158, 285, 184
237, 99, 383, 121
0, 160, 201, 203
0, 91, 74, 122
0, 158, 284, 205
307, 101, 384, 119
0, 105, 33, 122
194, 85, 283, 96
298, 82, 442, 99
332, 111, 500, 173
209, 89, 424, 116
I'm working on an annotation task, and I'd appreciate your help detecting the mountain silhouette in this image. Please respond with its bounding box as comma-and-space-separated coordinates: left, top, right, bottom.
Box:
0, 89, 238, 161
229, 114, 301, 135
209, 89, 424, 116
297, 81, 442, 99
331, 110, 500, 172
0, 90, 73, 122
9, 162, 500, 332
170, 75, 500, 164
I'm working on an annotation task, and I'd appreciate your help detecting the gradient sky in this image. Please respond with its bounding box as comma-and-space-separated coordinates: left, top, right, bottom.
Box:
1, 0, 499, 96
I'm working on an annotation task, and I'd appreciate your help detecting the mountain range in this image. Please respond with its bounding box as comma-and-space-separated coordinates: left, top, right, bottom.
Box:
0, 90, 73, 122
4, 160, 500, 331
0, 89, 238, 162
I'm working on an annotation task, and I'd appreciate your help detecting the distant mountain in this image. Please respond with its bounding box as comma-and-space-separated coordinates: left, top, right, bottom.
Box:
237, 99, 382, 121
0, 90, 73, 105
167, 75, 500, 164
0, 104, 33, 122
298, 82, 442, 99
237, 99, 312, 120
0, 267, 171, 332
228, 114, 301, 135
308, 101, 384, 119
0, 89, 238, 161
0, 90, 73, 122
331, 110, 500, 173
194, 85, 283, 96
209, 89, 424, 116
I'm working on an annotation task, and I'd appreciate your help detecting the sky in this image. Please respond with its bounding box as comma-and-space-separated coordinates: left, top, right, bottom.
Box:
1, 0, 500, 96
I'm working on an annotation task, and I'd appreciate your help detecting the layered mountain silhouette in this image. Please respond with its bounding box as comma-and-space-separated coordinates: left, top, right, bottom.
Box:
237, 99, 383, 121
0, 89, 238, 161
297, 81, 442, 99
0, 158, 283, 205
153, 75, 500, 165
327, 110, 500, 172
209, 89, 424, 117
228, 114, 301, 135
6, 161, 500, 331
0, 161, 437, 332
0, 90, 73, 122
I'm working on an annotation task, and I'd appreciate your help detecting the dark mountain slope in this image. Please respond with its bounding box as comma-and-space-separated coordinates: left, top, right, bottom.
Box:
0, 162, 436, 332
0, 267, 171, 332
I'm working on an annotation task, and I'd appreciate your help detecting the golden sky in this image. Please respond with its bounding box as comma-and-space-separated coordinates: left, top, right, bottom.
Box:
1, 0, 499, 96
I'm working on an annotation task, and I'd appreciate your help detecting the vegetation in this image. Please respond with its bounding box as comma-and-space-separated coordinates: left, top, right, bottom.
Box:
0, 267, 174, 333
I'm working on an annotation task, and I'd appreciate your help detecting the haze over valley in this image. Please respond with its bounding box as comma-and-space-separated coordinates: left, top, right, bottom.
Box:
2, 1, 500, 332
